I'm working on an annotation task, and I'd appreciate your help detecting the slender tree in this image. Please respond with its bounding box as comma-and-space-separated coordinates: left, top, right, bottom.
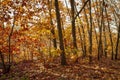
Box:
97, 0, 104, 60
0, 51, 6, 73
115, 22, 120, 59
82, 0, 90, 58
104, 3, 114, 60
48, 0, 57, 49
54, 0, 67, 65
7, 10, 16, 73
103, 20, 108, 57
70, 0, 77, 49
89, 0, 92, 63
75, 5, 87, 57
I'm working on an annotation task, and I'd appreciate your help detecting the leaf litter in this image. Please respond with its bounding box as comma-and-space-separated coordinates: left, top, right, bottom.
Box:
0, 57, 120, 80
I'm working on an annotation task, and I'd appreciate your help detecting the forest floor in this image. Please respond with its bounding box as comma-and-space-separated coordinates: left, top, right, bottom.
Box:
0, 57, 120, 80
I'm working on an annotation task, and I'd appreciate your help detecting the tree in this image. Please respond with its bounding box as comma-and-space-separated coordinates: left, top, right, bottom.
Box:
89, 0, 92, 62
98, 0, 104, 60
0, 51, 6, 73
70, 0, 77, 49
115, 22, 120, 59
54, 0, 67, 65
104, 3, 114, 60
48, 0, 57, 49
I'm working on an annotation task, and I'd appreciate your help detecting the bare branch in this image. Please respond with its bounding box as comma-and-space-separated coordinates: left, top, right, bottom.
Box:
74, 0, 90, 20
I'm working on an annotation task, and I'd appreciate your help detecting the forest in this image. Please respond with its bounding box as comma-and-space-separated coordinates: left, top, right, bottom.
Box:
0, 0, 120, 80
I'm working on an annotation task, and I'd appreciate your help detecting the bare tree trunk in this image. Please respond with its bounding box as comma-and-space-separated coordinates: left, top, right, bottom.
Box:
98, 0, 104, 60
54, 0, 67, 65
100, 0, 107, 58
7, 11, 15, 73
77, 23, 85, 57
48, 0, 57, 49
70, 0, 77, 49
82, 0, 90, 57
93, 22, 99, 45
92, 0, 99, 46
115, 22, 120, 59
75, 5, 87, 57
0, 51, 6, 73
103, 21, 108, 57
81, 25, 87, 57
104, 4, 114, 60
89, 0, 92, 63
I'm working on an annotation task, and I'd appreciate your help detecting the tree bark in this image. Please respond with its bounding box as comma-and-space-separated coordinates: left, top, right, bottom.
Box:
54, 0, 67, 65
0, 51, 6, 73
70, 0, 77, 49
98, 0, 104, 60
48, 0, 57, 49
105, 4, 114, 60
75, 5, 87, 57
89, 0, 92, 63
115, 22, 120, 59
7, 11, 15, 72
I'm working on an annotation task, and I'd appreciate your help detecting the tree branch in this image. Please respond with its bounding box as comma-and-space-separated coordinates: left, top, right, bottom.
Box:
74, 0, 90, 20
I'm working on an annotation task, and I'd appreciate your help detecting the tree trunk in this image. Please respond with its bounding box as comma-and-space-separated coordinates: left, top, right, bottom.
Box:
103, 21, 107, 57
105, 5, 114, 60
82, 0, 90, 58
0, 51, 6, 73
48, 0, 57, 49
115, 22, 120, 59
75, 5, 87, 57
54, 0, 67, 65
70, 0, 77, 49
89, 0, 92, 63
7, 11, 15, 73
98, 0, 104, 60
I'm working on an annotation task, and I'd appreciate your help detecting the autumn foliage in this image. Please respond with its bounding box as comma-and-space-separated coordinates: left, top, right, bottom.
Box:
0, 0, 120, 79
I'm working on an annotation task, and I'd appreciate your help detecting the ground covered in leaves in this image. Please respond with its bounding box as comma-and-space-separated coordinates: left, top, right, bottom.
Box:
0, 57, 120, 80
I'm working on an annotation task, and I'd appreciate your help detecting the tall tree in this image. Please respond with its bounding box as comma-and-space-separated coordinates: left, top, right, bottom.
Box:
98, 0, 104, 60
70, 0, 77, 49
7, 10, 16, 73
115, 21, 120, 59
0, 51, 6, 73
89, 0, 92, 62
75, 5, 87, 57
48, 0, 57, 49
82, 0, 90, 58
54, 0, 67, 65
104, 3, 114, 60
